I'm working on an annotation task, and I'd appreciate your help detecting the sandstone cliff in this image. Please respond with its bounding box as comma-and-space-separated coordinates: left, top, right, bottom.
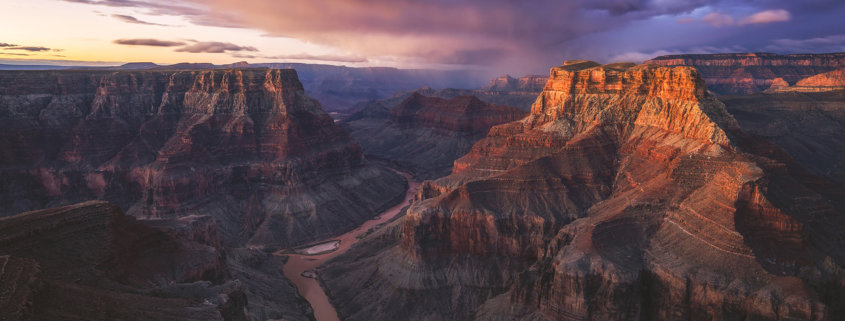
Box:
320, 61, 845, 320
342, 93, 526, 179
0, 68, 407, 249
646, 52, 845, 94
0, 201, 247, 321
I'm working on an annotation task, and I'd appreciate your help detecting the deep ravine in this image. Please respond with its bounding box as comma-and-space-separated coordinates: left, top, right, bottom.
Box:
274, 170, 420, 321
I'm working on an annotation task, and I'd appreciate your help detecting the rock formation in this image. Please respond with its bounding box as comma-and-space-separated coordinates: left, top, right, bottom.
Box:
765, 69, 845, 92
646, 52, 845, 94
342, 93, 526, 179
0, 201, 247, 321
0, 68, 407, 250
320, 61, 845, 320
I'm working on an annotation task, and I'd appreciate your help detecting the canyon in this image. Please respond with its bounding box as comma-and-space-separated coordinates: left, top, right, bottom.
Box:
0, 68, 413, 320
1, 52, 845, 321
0, 68, 407, 250
319, 60, 845, 320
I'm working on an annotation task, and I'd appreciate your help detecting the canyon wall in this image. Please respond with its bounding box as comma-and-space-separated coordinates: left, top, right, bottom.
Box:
320, 61, 845, 320
646, 52, 845, 94
0, 68, 407, 249
343, 93, 526, 179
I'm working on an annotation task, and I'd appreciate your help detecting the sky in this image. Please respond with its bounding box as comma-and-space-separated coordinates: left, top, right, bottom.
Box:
1, 0, 844, 75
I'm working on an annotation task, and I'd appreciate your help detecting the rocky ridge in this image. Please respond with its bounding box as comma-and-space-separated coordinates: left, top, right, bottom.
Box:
0, 201, 247, 321
646, 52, 845, 94
320, 60, 845, 320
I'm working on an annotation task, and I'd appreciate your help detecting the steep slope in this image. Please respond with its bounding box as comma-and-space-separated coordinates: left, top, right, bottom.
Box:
0, 201, 247, 321
342, 93, 526, 179
320, 61, 845, 320
0, 68, 406, 249
646, 52, 845, 95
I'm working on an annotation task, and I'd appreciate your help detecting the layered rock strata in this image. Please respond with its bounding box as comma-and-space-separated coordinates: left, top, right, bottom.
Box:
343, 93, 526, 179
320, 61, 845, 320
0, 68, 406, 249
765, 69, 845, 92
646, 52, 845, 94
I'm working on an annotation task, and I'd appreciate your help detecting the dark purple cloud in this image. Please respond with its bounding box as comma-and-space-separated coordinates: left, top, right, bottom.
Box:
175, 41, 256, 53
114, 38, 185, 46
0, 43, 18, 47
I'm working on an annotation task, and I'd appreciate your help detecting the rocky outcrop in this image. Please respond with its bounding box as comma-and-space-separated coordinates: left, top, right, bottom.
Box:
0, 68, 407, 249
342, 93, 526, 179
0, 201, 247, 321
766, 69, 845, 92
320, 61, 845, 320
646, 52, 845, 94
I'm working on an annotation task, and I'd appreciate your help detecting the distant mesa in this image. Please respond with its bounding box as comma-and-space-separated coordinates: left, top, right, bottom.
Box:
646, 52, 845, 94
485, 74, 547, 92
765, 68, 845, 92
118, 62, 160, 69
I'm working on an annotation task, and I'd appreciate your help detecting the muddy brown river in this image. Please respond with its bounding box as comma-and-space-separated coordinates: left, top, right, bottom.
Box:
275, 172, 419, 321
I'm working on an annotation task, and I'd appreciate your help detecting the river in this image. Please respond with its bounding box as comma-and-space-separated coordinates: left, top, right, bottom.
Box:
275, 172, 420, 321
